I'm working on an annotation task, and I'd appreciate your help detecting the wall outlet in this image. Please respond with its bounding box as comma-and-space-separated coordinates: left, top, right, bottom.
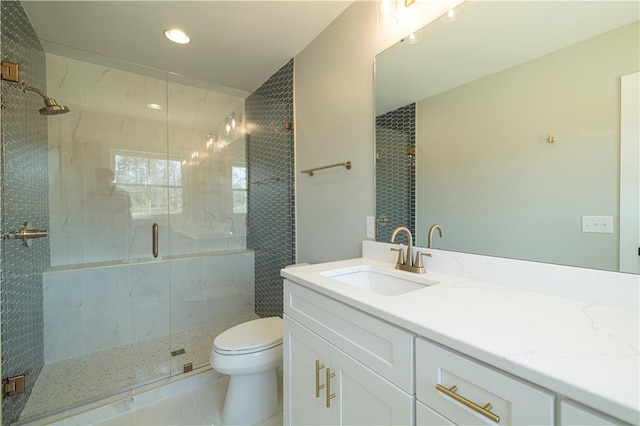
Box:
366, 216, 376, 239
581, 216, 613, 234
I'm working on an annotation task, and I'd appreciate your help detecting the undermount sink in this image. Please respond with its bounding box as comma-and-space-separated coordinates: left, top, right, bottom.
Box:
320, 265, 438, 296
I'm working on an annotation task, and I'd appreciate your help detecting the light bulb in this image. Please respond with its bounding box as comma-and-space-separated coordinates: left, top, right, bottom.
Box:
402, 31, 422, 45
377, 0, 398, 28
441, 6, 463, 23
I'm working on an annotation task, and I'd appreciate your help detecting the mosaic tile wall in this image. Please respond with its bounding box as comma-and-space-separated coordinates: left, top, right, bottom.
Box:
375, 103, 416, 244
0, 2, 50, 424
246, 59, 295, 317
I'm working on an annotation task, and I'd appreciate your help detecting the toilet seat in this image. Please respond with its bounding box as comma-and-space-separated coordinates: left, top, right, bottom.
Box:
214, 317, 282, 355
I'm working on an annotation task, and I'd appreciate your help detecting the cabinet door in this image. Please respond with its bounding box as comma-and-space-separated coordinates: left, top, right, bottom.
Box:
284, 315, 332, 425
331, 347, 414, 426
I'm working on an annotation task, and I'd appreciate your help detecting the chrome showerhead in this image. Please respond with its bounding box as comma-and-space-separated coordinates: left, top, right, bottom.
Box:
20, 82, 70, 115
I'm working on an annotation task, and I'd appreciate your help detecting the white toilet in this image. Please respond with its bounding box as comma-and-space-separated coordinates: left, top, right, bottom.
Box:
211, 316, 283, 425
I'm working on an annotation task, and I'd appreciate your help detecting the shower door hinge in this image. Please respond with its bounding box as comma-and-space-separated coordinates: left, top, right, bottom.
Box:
1, 61, 20, 82
4, 375, 25, 397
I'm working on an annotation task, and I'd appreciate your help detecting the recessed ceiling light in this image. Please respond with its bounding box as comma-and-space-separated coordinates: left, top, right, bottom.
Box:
164, 28, 190, 44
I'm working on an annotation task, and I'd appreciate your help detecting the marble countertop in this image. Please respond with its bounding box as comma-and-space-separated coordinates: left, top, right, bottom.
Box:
281, 258, 640, 425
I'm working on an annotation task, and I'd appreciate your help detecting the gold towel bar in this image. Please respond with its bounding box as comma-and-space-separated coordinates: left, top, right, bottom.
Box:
302, 161, 352, 176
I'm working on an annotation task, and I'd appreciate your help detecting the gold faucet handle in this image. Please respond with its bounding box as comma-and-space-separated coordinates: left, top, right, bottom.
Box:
413, 251, 432, 268
390, 247, 405, 265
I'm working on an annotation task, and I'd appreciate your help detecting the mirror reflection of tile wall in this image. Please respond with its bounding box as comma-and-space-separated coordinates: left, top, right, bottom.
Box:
375, 103, 415, 245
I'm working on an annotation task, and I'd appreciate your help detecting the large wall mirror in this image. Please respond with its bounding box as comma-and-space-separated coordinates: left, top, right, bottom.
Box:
375, 1, 639, 273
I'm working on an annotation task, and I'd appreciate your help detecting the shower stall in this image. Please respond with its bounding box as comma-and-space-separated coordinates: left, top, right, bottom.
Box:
1, 3, 269, 423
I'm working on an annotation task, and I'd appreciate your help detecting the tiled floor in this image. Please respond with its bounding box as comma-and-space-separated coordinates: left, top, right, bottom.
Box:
19, 314, 258, 423
30, 371, 283, 426
92, 375, 283, 426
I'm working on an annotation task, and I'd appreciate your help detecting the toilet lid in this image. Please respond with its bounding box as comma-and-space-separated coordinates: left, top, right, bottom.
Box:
214, 317, 282, 352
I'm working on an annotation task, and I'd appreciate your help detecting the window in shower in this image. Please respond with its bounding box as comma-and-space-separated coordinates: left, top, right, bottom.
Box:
114, 151, 184, 217
232, 164, 247, 214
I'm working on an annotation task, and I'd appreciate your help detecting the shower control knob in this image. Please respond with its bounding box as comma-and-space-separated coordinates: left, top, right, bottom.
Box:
2, 222, 48, 247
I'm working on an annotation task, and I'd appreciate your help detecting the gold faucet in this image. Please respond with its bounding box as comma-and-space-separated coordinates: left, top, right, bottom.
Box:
428, 224, 444, 248
390, 226, 431, 273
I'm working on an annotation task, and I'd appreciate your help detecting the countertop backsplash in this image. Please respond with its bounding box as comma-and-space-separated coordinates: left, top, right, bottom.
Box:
362, 241, 639, 312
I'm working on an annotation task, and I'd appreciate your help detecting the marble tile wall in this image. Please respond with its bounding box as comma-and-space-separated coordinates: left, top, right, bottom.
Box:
44, 53, 247, 266
43, 251, 255, 363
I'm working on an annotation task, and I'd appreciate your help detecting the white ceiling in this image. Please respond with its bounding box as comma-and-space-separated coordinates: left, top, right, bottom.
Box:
21, 0, 353, 94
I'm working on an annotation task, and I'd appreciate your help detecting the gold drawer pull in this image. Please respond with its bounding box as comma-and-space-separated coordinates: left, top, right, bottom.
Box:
436, 384, 500, 423
315, 360, 325, 397
326, 368, 336, 408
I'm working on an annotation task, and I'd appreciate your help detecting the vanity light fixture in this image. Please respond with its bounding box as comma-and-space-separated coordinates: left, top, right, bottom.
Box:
164, 28, 191, 44
377, 0, 399, 28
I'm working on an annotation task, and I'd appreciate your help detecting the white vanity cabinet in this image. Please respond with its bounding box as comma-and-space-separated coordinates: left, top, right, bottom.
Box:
283, 280, 414, 425
282, 263, 637, 426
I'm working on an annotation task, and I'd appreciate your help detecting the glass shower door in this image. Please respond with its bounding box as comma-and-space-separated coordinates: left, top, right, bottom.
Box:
1, 13, 252, 421
165, 74, 252, 376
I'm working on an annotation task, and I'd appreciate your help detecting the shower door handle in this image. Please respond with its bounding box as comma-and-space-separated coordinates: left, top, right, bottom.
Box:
2, 222, 48, 247
152, 223, 159, 258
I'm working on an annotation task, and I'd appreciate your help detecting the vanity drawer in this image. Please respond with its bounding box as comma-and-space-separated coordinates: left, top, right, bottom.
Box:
417, 400, 455, 425
559, 399, 630, 425
416, 338, 554, 425
284, 279, 414, 393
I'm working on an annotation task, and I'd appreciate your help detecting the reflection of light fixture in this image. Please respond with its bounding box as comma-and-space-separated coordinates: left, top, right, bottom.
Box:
164, 28, 190, 44
377, 0, 398, 28
225, 113, 241, 136
441, 6, 463, 23
206, 133, 218, 150
146, 103, 162, 110
191, 151, 199, 159
401, 31, 422, 45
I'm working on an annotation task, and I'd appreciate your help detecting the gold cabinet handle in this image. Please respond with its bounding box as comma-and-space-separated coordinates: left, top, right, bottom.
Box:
326, 368, 336, 408
315, 360, 325, 398
436, 384, 500, 423
152, 223, 159, 258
